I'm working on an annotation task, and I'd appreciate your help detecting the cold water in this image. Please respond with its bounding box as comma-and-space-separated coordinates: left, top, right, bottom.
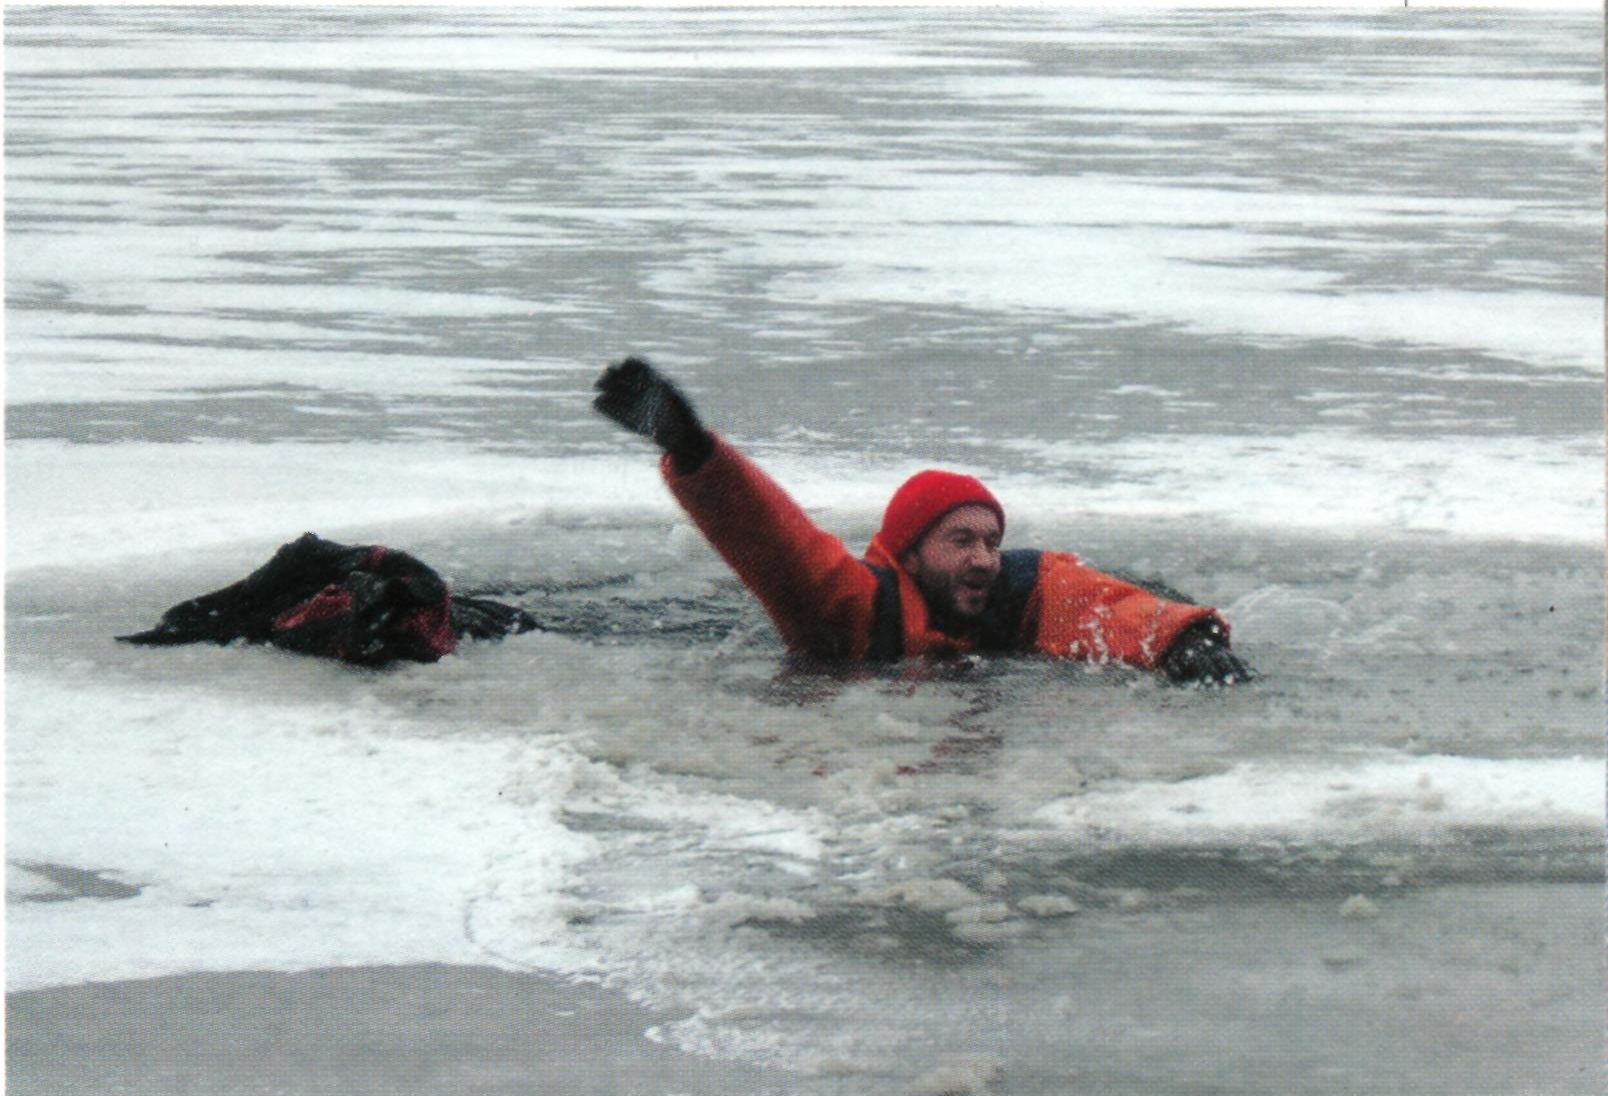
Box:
7, 9, 1604, 1093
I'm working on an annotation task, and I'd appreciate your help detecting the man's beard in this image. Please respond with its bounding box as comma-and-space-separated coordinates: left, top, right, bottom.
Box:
915, 569, 994, 638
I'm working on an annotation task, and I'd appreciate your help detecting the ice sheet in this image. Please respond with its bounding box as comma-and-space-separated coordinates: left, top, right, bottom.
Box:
8, 427, 1602, 580
5, 674, 594, 991
1031, 754, 1605, 843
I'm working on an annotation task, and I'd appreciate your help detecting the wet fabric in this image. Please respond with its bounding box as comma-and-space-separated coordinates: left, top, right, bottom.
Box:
117, 533, 539, 666
664, 436, 1223, 667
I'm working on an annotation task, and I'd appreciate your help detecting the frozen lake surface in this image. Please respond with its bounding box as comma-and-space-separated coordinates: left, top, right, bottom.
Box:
7, 8, 1604, 1093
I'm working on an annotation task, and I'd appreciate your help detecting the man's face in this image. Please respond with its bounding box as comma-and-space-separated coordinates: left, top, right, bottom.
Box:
901, 504, 1003, 627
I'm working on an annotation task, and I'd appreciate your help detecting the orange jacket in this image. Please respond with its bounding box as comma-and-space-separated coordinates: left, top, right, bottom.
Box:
664, 436, 1222, 667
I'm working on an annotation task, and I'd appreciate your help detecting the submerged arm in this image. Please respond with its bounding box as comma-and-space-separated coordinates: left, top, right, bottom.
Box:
1032, 554, 1251, 683
1158, 619, 1253, 685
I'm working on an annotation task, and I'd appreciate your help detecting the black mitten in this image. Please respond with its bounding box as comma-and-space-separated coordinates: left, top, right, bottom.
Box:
592, 357, 714, 473
1160, 620, 1253, 685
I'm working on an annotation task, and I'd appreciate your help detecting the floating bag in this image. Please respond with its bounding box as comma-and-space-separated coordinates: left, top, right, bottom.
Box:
118, 532, 539, 666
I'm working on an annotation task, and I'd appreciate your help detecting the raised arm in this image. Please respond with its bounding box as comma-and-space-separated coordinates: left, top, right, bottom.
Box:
593, 358, 878, 659
592, 356, 715, 475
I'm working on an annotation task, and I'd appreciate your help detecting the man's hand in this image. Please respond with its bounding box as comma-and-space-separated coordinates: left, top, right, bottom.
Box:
1160, 620, 1253, 686
593, 357, 713, 472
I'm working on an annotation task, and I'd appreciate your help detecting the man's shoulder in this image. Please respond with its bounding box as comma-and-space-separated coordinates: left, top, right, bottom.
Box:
1000, 548, 1050, 587
1028, 549, 1082, 567
1013, 549, 1093, 581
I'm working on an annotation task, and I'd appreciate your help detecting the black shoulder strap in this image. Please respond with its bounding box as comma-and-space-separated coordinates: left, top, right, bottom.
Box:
865, 563, 904, 662
977, 549, 1043, 651
866, 552, 1042, 659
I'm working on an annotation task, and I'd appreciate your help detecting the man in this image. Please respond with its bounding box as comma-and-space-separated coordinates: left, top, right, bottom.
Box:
593, 357, 1250, 684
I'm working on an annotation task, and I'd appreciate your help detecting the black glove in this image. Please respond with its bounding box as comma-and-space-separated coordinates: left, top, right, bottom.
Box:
1160, 620, 1253, 686
592, 357, 714, 474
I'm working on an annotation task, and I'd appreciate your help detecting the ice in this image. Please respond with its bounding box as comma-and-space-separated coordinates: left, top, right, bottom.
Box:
8, 422, 1600, 588
6, 675, 596, 992
746, 216, 1602, 372
984, 431, 1604, 545
1339, 894, 1382, 919
4, 441, 663, 575
909, 1056, 1004, 1096
6, 9, 1601, 1085
7, 636, 838, 993
1018, 895, 1081, 918
938, 73, 1602, 121
1030, 755, 1605, 844
860, 879, 984, 913
7, 38, 1016, 77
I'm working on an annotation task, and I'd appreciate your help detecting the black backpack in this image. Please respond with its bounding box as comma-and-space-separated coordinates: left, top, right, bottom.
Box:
118, 533, 538, 666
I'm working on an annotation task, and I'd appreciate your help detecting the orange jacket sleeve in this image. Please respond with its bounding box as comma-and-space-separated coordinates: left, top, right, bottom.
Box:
1029, 552, 1223, 670
662, 436, 879, 660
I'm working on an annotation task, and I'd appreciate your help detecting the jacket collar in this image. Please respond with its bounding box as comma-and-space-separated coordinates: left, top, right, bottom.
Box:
865, 534, 972, 655
864, 533, 900, 571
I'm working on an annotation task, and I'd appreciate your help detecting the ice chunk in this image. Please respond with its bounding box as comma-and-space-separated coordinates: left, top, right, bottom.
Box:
860, 878, 981, 913
1018, 894, 1081, 918
910, 1055, 1004, 1096
945, 902, 1011, 925
1340, 894, 1381, 919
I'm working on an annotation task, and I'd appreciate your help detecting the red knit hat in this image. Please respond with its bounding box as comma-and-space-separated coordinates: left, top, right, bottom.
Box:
877, 470, 1005, 560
